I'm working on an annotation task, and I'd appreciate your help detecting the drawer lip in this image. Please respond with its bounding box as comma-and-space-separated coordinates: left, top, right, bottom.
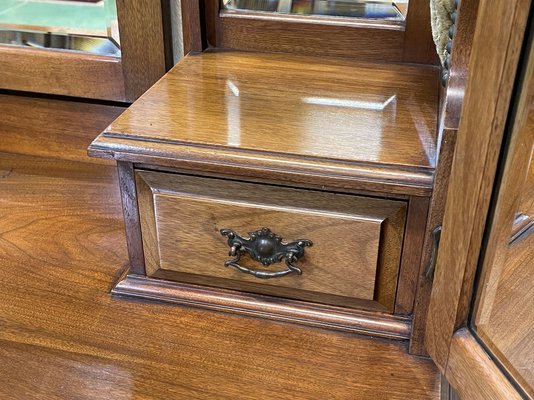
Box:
88, 136, 434, 197
112, 273, 412, 340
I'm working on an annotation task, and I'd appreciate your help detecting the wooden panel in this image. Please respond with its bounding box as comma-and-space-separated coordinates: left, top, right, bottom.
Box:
0, 94, 125, 164
446, 329, 523, 400
0, 153, 441, 399
0, 46, 125, 101
136, 170, 406, 309
116, 0, 168, 101
402, 0, 437, 64
471, 37, 534, 396
205, 0, 435, 64
89, 51, 438, 196
215, 13, 404, 61
394, 196, 430, 315
425, 0, 532, 371
410, 0, 480, 355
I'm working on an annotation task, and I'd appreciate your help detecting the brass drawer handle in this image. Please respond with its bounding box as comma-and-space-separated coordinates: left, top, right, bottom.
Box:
220, 227, 312, 279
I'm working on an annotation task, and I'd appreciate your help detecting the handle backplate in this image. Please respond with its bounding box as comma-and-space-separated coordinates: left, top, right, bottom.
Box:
220, 227, 312, 279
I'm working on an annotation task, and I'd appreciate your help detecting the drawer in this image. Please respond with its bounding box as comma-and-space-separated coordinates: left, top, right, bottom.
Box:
136, 170, 407, 311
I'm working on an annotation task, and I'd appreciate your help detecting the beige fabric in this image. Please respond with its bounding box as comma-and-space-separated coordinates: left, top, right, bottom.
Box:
430, 0, 455, 65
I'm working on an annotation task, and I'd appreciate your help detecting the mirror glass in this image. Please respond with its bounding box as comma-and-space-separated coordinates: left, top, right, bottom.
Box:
222, 0, 408, 22
0, 0, 120, 56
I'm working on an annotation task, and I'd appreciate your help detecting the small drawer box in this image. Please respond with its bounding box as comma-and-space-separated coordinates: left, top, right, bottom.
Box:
88, 51, 438, 338
136, 170, 406, 311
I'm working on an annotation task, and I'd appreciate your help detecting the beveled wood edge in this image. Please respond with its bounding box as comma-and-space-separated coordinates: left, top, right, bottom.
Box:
0, 46, 126, 101
445, 329, 524, 400
88, 137, 434, 197
112, 273, 412, 340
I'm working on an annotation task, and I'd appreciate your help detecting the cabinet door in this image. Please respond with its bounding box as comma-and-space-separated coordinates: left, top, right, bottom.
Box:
425, 0, 534, 398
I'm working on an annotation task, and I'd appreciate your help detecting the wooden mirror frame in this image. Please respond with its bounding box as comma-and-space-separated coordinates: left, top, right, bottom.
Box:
0, 0, 172, 102
200, 0, 436, 64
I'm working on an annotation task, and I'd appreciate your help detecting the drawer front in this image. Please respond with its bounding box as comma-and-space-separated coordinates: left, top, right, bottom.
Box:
136, 171, 406, 310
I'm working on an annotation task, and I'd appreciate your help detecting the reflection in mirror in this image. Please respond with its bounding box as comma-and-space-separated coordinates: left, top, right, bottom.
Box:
222, 0, 409, 21
0, 0, 120, 56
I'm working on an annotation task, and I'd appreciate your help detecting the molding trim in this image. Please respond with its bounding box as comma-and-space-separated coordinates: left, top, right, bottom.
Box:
88, 135, 434, 197
112, 274, 412, 340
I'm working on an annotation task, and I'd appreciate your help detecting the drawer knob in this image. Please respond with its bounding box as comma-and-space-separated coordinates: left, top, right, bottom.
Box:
220, 227, 312, 279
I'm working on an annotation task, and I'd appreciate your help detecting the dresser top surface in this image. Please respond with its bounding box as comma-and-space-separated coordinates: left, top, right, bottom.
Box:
90, 51, 439, 195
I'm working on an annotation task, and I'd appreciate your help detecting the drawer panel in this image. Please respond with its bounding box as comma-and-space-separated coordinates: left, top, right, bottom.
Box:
136, 171, 406, 310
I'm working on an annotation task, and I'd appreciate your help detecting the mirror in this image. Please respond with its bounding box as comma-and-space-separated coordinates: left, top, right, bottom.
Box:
0, 0, 120, 56
221, 0, 408, 22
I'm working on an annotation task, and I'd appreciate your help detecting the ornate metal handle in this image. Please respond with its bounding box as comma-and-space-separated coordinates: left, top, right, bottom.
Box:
220, 227, 312, 279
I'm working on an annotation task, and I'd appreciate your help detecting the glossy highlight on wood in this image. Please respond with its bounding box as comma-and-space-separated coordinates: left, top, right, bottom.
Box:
0, 122, 441, 398
89, 51, 439, 196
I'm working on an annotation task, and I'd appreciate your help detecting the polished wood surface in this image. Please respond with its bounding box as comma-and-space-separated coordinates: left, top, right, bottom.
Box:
409, 0, 479, 355
446, 329, 522, 400
135, 170, 405, 309
402, 0, 437, 64
205, 0, 436, 64
0, 127, 441, 398
114, 275, 412, 339
116, 0, 169, 101
471, 39, 534, 396
0, 94, 125, 164
425, 0, 532, 371
0, 47, 126, 101
89, 51, 439, 196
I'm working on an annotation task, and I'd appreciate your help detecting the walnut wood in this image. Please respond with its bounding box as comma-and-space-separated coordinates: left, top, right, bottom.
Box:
425, 0, 532, 371
409, 0, 480, 355
0, 47, 126, 101
89, 51, 439, 197
394, 196, 430, 315
116, 0, 169, 101
446, 329, 523, 400
402, 0, 437, 64
181, 0, 203, 54
471, 40, 534, 396
135, 170, 406, 310
0, 151, 441, 399
0, 94, 124, 164
205, 0, 435, 64
114, 275, 411, 339
117, 162, 146, 275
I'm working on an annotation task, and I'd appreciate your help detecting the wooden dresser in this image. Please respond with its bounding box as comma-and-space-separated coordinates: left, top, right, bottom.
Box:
89, 50, 439, 347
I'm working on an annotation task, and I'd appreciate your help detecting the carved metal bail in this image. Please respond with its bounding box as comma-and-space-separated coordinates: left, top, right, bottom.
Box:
220, 227, 312, 279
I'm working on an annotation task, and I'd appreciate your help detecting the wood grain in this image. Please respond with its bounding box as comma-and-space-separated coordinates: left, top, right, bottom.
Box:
471, 38, 534, 397
0, 94, 124, 164
0, 46, 125, 101
446, 329, 523, 400
0, 152, 441, 399
114, 275, 412, 339
394, 196, 430, 315
402, 0, 437, 64
205, 0, 434, 64
425, 0, 532, 371
136, 170, 406, 309
89, 51, 438, 196
116, 0, 168, 101
409, 0, 480, 355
